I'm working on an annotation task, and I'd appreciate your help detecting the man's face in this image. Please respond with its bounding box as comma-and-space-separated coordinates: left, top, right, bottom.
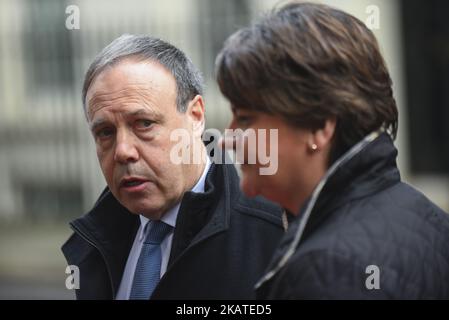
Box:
86, 59, 200, 219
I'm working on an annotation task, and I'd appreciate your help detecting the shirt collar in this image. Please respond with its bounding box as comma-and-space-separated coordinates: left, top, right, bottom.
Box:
191, 156, 211, 194
138, 158, 211, 240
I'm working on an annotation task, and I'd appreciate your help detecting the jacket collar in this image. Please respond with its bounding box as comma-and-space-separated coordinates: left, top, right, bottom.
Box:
167, 161, 231, 266
256, 131, 401, 290
69, 189, 139, 298
69, 161, 236, 298
303, 131, 401, 239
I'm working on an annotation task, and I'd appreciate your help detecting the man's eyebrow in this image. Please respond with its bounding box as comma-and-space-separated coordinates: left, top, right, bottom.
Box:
126, 108, 164, 122
89, 109, 164, 131
90, 118, 108, 132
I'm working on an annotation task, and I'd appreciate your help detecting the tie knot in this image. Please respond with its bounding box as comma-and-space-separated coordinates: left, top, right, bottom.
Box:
144, 220, 172, 244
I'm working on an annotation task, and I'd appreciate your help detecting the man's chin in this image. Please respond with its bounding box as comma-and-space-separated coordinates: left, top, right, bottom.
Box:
127, 206, 165, 220
118, 198, 164, 220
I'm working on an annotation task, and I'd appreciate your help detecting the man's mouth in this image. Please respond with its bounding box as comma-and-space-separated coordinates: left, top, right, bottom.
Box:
120, 177, 150, 192
123, 180, 144, 187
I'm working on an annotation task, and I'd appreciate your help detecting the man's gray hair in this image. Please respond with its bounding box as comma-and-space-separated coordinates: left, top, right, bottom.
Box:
82, 34, 204, 114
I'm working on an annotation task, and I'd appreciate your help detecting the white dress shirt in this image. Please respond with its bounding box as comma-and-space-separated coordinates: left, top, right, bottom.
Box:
116, 158, 211, 299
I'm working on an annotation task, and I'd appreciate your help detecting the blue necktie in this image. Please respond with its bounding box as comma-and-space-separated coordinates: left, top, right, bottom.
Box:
130, 220, 172, 299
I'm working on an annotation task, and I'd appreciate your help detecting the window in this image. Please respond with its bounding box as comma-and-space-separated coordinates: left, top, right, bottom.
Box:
23, 0, 75, 91
402, 0, 449, 174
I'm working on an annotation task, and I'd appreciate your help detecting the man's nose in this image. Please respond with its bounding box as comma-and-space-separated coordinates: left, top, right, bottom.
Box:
114, 131, 139, 164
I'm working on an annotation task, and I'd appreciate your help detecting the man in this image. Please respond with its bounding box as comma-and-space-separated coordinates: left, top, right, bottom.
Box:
61, 34, 283, 299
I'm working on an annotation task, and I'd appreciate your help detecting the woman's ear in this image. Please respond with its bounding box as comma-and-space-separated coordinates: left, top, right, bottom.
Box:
186, 95, 205, 137
308, 118, 336, 152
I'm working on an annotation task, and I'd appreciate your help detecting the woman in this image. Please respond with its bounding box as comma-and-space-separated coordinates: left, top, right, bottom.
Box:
216, 2, 449, 299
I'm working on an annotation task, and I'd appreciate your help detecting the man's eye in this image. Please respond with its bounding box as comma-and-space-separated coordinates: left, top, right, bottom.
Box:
96, 128, 114, 138
136, 119, 154, 129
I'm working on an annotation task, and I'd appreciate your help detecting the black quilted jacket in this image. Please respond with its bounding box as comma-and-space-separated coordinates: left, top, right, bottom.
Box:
256, 132, 449, 299
62, 162, 284, 299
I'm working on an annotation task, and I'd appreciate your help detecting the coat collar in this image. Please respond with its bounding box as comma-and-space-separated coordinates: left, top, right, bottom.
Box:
69, 161, 236, 298
69, 189, 138, 298
256, 131, 401, 290
303, 132, 401, 239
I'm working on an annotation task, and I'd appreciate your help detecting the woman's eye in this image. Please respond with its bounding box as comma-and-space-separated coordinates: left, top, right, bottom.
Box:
236, 115, 253, 127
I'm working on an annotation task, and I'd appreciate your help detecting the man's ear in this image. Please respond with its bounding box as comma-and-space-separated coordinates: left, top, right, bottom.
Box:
186, 95, 205, 138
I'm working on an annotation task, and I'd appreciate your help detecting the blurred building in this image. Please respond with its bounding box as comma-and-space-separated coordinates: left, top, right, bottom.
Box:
0, 0, 249, 221
0, 0, 448, 223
